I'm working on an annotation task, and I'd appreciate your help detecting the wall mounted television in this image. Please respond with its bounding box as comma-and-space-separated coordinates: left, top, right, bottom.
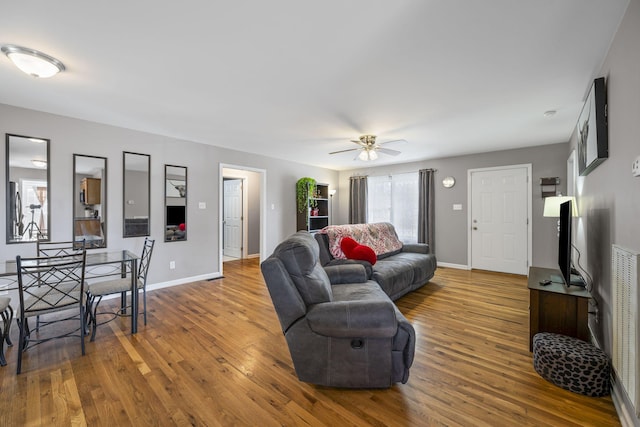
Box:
166, 205, 185, 226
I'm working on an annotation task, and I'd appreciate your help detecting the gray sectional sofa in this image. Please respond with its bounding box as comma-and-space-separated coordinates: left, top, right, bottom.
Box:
315, 222, 437, 301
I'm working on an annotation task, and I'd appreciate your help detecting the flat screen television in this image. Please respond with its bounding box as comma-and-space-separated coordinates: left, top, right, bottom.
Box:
557, 200, 585, 287
166, 205, 185, 226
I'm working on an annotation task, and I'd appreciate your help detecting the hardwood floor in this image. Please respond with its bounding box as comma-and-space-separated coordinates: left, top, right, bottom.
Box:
0, 259, 620, 426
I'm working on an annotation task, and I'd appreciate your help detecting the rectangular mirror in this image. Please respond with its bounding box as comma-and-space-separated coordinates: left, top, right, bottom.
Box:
123, 151, 150, 237
73, 154, 107, 248
165, 165, 187, 242
6, 134, 50, 244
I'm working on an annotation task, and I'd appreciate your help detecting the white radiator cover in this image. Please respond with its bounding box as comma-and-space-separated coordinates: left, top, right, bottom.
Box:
612, 244, 639, 415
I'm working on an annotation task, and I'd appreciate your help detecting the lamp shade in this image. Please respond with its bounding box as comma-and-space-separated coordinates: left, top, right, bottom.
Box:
543, 196, 578, 217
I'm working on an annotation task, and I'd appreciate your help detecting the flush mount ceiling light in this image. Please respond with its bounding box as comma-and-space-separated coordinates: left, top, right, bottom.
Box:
1, 44, 65, 78
31, 159, 47, 168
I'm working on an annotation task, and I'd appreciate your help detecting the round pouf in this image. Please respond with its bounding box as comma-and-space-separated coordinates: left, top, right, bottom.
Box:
533, 332, 610, 397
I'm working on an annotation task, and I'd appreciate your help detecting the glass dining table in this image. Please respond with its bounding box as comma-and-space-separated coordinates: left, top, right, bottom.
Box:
0, 250, 141, 334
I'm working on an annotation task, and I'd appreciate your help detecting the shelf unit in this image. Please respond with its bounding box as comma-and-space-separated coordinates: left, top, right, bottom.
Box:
296, 182, 329, 232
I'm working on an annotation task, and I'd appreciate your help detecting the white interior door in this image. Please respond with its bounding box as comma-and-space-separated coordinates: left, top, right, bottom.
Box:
470, 166, 529, 275
223, 179, 243, 259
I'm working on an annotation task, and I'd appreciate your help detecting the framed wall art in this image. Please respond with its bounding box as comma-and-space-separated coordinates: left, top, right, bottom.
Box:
577, 77, 608, 176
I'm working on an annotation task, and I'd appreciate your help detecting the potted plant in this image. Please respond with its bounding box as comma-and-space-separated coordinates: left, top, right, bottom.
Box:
296, 177, 317, 214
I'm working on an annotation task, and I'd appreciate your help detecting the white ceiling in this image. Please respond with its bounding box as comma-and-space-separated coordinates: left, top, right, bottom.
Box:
0, 1, 629, 171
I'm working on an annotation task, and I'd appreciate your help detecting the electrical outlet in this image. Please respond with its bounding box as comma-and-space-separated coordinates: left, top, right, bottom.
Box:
169, 261, 175, 269
633, 156, 640, 177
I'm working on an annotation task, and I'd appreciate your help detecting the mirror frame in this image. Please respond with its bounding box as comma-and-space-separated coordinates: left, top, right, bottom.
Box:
5, 133, 51, 244
165, 164, 187, 242
73, 154, 107, 249
122, 151, 151, 238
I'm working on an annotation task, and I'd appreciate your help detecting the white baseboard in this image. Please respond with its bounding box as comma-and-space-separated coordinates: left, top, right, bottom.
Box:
437, 262, 470, 270
247, 253, 260, 259
99, 272, 223, 300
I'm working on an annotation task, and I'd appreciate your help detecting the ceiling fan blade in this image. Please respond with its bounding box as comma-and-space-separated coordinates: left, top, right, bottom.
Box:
350, 139, 367, 147
329, 148, 360, 155
379, 139, 407, 146
377, 147, 401, 156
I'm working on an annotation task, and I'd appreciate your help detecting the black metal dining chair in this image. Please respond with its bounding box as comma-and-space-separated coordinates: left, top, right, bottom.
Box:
15, 250, 87, 374
87, 238, 154, 341
35, 240, 85, 331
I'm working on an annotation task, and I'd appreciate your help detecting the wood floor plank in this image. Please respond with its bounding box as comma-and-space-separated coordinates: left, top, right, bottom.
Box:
0, 259, 621, 426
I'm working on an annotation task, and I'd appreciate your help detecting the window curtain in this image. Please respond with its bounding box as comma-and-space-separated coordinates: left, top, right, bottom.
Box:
349, 176, 368, 224
35, 186, 47, 235
418, 169, 435, 253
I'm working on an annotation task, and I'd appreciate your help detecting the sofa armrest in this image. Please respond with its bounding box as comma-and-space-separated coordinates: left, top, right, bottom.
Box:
324, 259, 373, 279
306, 300, 397, 338
402, 243, 430, 254
324, 263, 368, 284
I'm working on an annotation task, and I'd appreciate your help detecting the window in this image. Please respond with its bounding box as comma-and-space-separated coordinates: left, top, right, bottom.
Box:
367, 172, 418, 243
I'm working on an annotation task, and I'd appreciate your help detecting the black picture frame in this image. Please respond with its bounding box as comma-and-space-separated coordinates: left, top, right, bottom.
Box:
577, 77, 608, 176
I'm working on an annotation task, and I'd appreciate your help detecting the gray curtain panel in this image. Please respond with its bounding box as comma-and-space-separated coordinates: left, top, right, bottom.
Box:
418, 169, 435, 252
349, 176, 368, 224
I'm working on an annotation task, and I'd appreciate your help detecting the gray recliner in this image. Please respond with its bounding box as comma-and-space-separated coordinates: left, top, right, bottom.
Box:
261, 231, 415, 388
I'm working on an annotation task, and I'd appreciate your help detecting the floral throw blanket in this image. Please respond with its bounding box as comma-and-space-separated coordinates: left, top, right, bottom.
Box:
319, 223, 403, 259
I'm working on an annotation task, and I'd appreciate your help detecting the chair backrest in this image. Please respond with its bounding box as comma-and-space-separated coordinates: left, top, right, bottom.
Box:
16, 250, 87, 317
37, 240, 82, 257
137, 238, 155, 284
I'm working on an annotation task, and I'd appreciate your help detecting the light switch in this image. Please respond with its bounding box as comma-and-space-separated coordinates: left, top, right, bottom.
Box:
453, 204, 463, 211
198, 202, 206, 209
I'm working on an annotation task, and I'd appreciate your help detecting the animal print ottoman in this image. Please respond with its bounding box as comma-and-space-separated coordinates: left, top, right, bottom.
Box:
533, 332, 610, 397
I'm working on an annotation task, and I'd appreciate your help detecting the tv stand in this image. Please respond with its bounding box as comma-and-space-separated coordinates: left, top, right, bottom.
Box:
528, 266, 591, 351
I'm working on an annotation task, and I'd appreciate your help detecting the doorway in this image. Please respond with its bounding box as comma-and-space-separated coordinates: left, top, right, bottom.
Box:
468, 164, 532, 275
220, 165, 266, 269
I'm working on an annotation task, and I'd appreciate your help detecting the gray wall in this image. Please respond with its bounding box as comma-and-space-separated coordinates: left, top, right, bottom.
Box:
0, 104, 338, 285
338, 142, 569, 268
570, 1, 639, 423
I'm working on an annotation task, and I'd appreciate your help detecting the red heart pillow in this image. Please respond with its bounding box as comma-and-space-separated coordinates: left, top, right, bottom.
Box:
340, 237, 377, 265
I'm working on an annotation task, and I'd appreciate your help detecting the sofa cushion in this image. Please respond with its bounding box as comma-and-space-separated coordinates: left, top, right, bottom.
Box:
320, 223, 403, 259
340, 237, 377, 265
272, 232, 333, 305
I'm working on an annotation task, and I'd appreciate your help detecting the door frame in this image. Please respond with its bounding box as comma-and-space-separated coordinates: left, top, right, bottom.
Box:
219, 163, 267, 273
466, 163, 532, 273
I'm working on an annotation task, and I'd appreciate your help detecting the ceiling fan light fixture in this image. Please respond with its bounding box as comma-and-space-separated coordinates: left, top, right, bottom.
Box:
1, 44, 65, 78
358, 149, 378, 161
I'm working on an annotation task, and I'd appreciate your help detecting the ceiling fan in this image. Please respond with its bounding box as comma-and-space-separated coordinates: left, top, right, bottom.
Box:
329, 135, 405, 161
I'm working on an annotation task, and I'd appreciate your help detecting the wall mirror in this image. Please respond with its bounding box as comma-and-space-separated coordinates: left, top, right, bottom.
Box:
165, 165, 187, 242
123, 151, 150, 237
73, 154, 107, 248
5, 134, 50, 244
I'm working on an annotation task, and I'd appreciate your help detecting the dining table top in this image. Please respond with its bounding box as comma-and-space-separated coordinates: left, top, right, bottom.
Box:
0, 250, 139, 278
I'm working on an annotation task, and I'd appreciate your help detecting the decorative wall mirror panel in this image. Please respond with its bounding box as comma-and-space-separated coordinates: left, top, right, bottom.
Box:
73, 154, 107, 248
5, 134, 50, 244
165, 165, 187, 242
123, 151, 150, 237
